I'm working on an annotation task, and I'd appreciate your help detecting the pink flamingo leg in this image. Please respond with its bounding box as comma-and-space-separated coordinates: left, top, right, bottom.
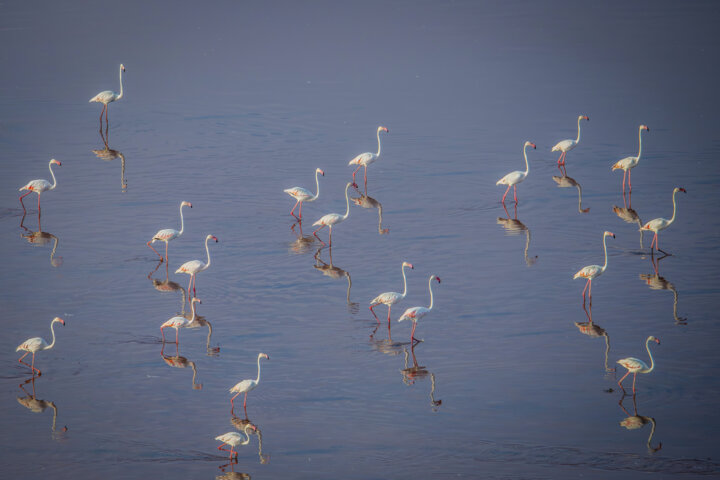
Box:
298, 201, 303, 219
328, 226, 333, 246
513, 185, 518, 203
243, 392, 248, 408
351, 165, 362, 187
312, 225, 326, 244
387, 305, 392, 323
618, 370, 631, 390
501, 185, 512, 204
289, 200, 300, 218
147, 241, 164, 261
19, 191, 32, 212
364, 165, 368, 188
628, 169, 632, 190
622, 170, 627, 192
632, 372, 638, 393
410, 321, 418, 344
369, 304, 380, 322
161, 327, 166, 342
99, 105, 105, 124
581, 278, 590, 300
175, 328, 179, 344
164, 242, 169, 263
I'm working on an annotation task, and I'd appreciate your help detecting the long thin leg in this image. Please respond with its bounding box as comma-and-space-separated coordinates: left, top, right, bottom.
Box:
99, 105, 105, 124
369, 304, 380, 322
164, 242, 169, 263
19, 191, 32, 212
312, 224, 326, 244
328, 226, 333, 247
161, 327, 166, 342
501, 185, 511, 204
387, 305, 392, 323
298, 201, 303, 219
351, 165, 362, 186
513, 185, 518, 203
175, 328, 179, 344
632, 372, 637, 393
289, 200, 300, 217
410, 321, 418, 344
243, 392, 248, 408
147, 241, 164, 261
628, 169, 632, 190
364, 165, 368, 188
581, 279, 590, 300
37, 194, 42, 214
187, 276, 193, 301
622, 170, 627, 193
618, 370, 631, 390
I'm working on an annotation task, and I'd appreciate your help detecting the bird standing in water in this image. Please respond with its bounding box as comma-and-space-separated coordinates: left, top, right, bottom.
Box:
89, 64, 126, 124
348, 126, 389, 188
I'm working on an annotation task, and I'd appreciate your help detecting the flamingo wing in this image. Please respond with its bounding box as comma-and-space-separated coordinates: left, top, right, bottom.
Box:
284, 187, 313, 200
16, 337, 46, 352
152, 228, 180, 242
89, 90, 117, 103
215, 432, 243, 444
617, 357, 648, 372
161, 316, 187, 329
574, 265, 602, 279
349, 152, 375, 166
552, 139, 576, 152
175, 260, 205, 274
496, 171, 525, 186
398, 307, 429, 322
313, 213, 342, 227
641, 218, 669, 232
20, 179, 52, 193
371, 291, 402, 305
230, 379, 256, 393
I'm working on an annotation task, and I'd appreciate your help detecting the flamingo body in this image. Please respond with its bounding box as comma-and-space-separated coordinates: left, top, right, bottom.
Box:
284, 168, 324, 219
398, 275, 441, 344
370, 262, 414, 322
148, 201, 192, 262
16, 317, 65, 375
348, 126, 389, 187
617, 336, 660, 393
640, 187, 686, 253
496, 141, 536, 203
19, 159, 61, 212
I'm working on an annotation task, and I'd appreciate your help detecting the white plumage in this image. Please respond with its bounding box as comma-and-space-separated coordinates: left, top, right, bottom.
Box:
551, 115, 589, 174
230, 353, 270, 413
496, 141, 536, 204
398, 275, 441, 344
370, 261, 414, 322
284, 168, 324, 219
160, 298, 200, 344
148, 201, 192, 262
16, 317, 65, 375
175, 234, 218, 298
19, 159, 61, 212
89, 64, 125, 123
348, 126, 389, 187
611, 125, 650, 191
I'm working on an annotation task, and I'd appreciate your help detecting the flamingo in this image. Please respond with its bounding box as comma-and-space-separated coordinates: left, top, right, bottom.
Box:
161, 298, 200, 344
148, 201, 193, 262
640, 187, 686, 254
552, 115, 589, 175
19, 159, 62, 213
552, 175, 590, 213
160, 342, 203, 390
611, 125, 650, 192
312, 182, 352, 246
89, 64, 125, 124
215, 424, 257, 459
16, 317, 65, 375
230, 353, 269, 414
398, 275, 441, 344
175, 234, 218, 298
496, 141, 536, 204
348, 126, 389, 188
573, 231, 615, 303
370, 262, 414, 322
617, 336, 660, 393
284, 168, 324, 219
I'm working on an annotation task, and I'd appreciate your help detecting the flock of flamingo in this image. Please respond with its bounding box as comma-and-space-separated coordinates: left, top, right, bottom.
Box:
13, 65, 687, 459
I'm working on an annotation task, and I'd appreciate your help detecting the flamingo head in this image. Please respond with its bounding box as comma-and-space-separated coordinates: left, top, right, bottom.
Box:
676, 187, 687, 194
579, 115, 590, 122
649, 336, 660, 345
316, 168, 325, 176
433, 275, 441, 284
53, 317, 66, 326
604, 231, 616, 239
182, 201, 192, 208
641, 125, 649, 131
50, 159, 61, 166
245, 424, 258, 433
208, 235, 219, 243
378, 126, 389, 133
260, 353, 270, 360
525, 141, 536, 149
120, 64, 126, 72
402, 261, 414, 269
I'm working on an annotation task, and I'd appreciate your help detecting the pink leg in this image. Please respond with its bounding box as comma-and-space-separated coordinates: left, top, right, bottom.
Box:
410, 321, 418, 344
37, 194, 41, 214
632, 372, 638, 393
618, 370, 630, 390
99, 105, 105, 123
369, 304, 380, 322
289, 200, 300, 217
581, 279, 590, 300
622, 170, 627, 192
364, 165, 368, 187
175, 328, 179, 344
351, 165, 362, 186
328, 226, 333, 246
513, 185, 518, 203
19, 191, 32, 212
312, 225, 326, 244
501, 185, 511, 204
147, 241, 164, 261
628, 169, 632, 190
187, 276, 193, 300
387, 305, 392, 323
161, 327, 166, 342
243, 392, 248, 408
164, 242, 169, 263
299, 201, 303, 219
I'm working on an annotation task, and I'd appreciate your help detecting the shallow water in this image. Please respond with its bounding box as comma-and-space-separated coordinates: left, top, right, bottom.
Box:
2, 1, 720, 478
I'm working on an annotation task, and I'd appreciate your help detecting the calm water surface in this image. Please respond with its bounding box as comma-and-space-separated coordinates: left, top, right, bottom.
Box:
2, 1, 720, 478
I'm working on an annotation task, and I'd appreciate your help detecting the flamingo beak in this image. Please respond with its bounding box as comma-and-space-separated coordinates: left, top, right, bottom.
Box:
213, 236, 219, 242
584, 116, 590, 121
436, 276, 442, 283
679, 187, 687, 193
531, 143, 536, 149
655, 338, 661, 345
320, 170, 325, 176
60, 319, 66, 326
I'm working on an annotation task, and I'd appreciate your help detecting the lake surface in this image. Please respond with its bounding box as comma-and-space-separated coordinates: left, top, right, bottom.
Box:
2, 1, 720, 478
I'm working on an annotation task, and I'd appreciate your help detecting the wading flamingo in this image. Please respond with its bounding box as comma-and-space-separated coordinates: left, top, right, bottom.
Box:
348, 126, 389, 188
573, 231, 615, 303
370, 261, 414, 322
312, 182, 352, 246
230, 353, 269, 414
89, 64, 125, 124
398, 275, 441, 344
611, 125, 650, 192
617, 336, 660, 393
552, 115, 589, 175
16, 317, 65, 375
640, 187, 686, 254
176, 235, 218, 297
216, 424, 257, 459
161, 298, 200, 344
19, 159, 61, 213
496, 141, 536, 204
148, 201, 192, 262
284, 168, 324, 219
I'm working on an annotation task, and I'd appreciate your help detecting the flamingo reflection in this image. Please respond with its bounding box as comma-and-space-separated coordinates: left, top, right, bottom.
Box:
17, 375, 67, 439
148, 260, 188, 315
160, 342, 203, 390
574, 303, 614, 372
618, 393, 662, 453
399, 343, 443, 411
639, 254, 687, 324
231, 416, 269, 464
185, 310, 220, 356
92, 137, 127, 192
351, 185, 390, 234
216, 458, 252, 480
613, 193, 644, 249
552, 175, 590, 213
497, 202, 537, 266
20, 219, 62, 267
288, 221, 316, 255
313, 247, 357, 312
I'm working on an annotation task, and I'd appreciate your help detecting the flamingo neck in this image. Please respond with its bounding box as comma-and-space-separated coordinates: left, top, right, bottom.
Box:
190, 300, 198, 322
575, 117, 583, 144
643, 337, 655, 373
50, 236, 59, 263
313, 170, 321, 199
255, 355, 263, 384
427, 276, 435, 310
601, 234, 610, 272
400, 264, 409, 297
376, 129, 382, 157
203, 237, 212, 270
636, 126, 644, 162
48, 161, 58, 190
178, 203, 187, 236
190, 362, 199, 387
117, 65, 124, 100
45, 321, 59, 350
576, 184, 583, 212
668, 189, 679, 225
523, 143, 530, 175
342, 183, 351, 219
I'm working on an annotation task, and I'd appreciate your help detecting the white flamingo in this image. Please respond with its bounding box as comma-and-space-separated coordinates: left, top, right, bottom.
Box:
148, 201, 192, 262
640, 187, 686, 254
552, 115, 589, 174
19, 159, 61, 213
230, 353, 270, 413
617, 336, 660, 393
89, 64, 125, 123
312, 182, 352, 246
573, 231, 615, 303
496, 141, 536, 204
16, 317, 65, 375
348, 126, 389, 187
611, 125, 650, 192
398, 275, 441, 344
216, 424, 257, 458
160, 298, 200, 344
284, 168, 324, 219
370, 261, 414, 322
175, 234, 218, 298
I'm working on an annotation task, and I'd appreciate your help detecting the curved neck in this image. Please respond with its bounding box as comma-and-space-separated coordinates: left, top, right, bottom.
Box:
313, 170, 321, 199
178, 204, 186, 235
523, 144, 530, 175
48, 162, 58, 190
242, 426, 253, 444
376, 129, 382, 157
50, 235, 59, 263
636, 127, 644, 161
400, 264, 410, 297
342, 184, 351, 219
668, 190, 679, 225
576, 184, 582, 212
643, 338, 656, 373
427, 276, 435, 310
203, 237, 212, 269
190, 300, 198, 322
575, 117, 583, 144
601, 234, 610, 272
117, 66, 124, 100
45, 321, 59, 350
255, 355, 263, 384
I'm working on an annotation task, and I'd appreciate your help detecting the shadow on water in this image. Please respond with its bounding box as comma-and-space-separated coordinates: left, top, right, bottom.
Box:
230, 415, 269, 465
288, 221, 317, 255
613, 190, 645, 250
574, 303, 615, 373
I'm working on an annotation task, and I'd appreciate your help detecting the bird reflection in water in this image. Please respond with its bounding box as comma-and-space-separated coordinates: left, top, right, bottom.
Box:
216, 458, 252, 480
573, 303, 614, 372
613, 192, 644, 249
618, 392, 662, 453
17, 375, 68, 440
288, 221, 316, 255
313, 247, 358, 313
350, 185, 389, 235
92, 126, 127, 192
20, 214, 62, 267
160, 342, 202, 390
497, 202, 537, 266
185, 311, 221, 356
399, 343, 442, 411
231, 415, 269, 464
552, 175, 590, 214
639, 254, 687, 325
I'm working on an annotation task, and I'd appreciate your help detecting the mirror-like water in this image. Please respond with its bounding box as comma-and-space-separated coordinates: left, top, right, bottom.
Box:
2, 1, 720, 478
